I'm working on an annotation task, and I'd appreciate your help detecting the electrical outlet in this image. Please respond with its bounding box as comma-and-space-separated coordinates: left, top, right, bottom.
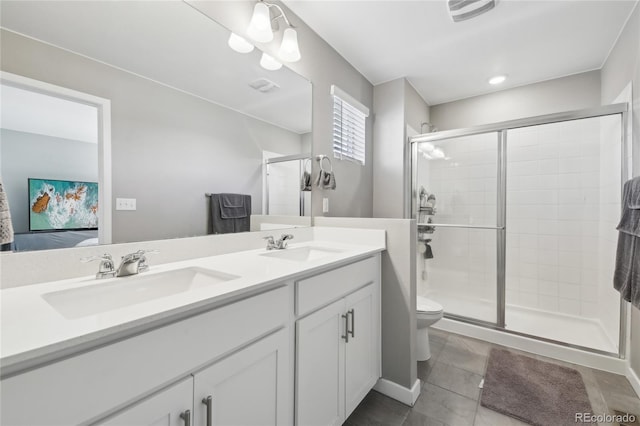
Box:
116, 198, 136, 211
322, 197, 329, 213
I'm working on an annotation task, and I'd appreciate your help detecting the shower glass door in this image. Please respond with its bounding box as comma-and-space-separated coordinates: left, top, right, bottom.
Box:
504, 115, 623, 353
414, 131, 503, 325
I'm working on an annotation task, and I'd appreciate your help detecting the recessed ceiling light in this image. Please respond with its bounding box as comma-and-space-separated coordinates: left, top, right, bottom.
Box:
489, 75, 507, 85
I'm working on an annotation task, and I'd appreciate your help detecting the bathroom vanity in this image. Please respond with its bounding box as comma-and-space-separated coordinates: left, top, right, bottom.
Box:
0, 232, 384, 426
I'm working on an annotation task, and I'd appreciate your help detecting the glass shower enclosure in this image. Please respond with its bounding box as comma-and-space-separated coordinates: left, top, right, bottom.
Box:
411, 104, 629, 356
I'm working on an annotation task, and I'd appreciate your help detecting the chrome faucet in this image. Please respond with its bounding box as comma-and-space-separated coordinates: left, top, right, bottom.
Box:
116, 249, 158, 277
264, 234, 294, 250
81, 253, 116, 279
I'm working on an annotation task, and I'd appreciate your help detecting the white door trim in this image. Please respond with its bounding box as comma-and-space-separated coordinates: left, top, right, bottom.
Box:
1, 71, 112, 244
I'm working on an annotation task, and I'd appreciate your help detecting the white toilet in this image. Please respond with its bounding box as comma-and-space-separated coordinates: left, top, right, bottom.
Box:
416, 296, 444, 361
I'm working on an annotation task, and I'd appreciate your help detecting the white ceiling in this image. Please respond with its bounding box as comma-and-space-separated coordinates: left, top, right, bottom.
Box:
1, 84, 98, 143
0, 1, 312, 134
283, 0, 638, 105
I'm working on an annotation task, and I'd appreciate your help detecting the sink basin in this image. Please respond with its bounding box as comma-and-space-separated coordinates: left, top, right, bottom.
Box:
42, 267, 239, 319
259, 246, 344, 262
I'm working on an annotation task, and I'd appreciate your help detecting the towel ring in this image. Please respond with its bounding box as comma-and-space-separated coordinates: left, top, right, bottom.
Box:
316, 155, 333, 172
303, 158, 312, 173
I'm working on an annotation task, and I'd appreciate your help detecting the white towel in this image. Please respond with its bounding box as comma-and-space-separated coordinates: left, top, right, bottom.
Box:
0, 178, 14, 246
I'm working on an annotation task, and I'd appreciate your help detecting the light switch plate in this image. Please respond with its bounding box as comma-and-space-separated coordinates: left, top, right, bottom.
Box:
116, 198, 136, 211
322, 197, 329, 213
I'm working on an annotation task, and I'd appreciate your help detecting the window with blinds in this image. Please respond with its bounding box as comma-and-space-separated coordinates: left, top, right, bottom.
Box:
331, 85, 369, 165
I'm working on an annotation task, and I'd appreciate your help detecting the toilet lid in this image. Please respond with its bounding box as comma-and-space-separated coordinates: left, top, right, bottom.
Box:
417, 296, 443, 313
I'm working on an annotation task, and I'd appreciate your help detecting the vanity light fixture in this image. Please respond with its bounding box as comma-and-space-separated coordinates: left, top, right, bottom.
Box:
247, 2, 273, 42
228, 33, 255, 53
489, 75, 507, 85
260, 52, 283, 71
246, 1, 301, 63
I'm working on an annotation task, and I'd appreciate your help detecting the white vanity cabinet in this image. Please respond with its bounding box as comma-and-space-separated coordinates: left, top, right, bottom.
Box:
193, 328, 290, 426
1, 286, 290, 426
99, 377, 194, 426
295, 256, 381, 426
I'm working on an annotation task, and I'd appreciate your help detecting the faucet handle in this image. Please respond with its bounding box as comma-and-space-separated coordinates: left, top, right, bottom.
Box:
81, 253, 116, 279
133, 249, 159, 273
280, 234, 294, 241
81, 253, 113, 263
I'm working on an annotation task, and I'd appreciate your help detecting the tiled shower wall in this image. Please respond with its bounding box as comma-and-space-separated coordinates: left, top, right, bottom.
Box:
505, 119, 602, 316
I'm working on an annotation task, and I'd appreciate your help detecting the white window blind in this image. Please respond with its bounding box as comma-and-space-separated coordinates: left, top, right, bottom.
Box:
331, 85, 369, 165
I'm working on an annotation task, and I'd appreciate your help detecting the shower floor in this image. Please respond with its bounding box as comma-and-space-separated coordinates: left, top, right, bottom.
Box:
426, 291, 618, 354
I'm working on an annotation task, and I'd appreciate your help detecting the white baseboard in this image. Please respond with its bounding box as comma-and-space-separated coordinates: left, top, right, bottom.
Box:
627, 364, 640, 397
374, 378, 421, 406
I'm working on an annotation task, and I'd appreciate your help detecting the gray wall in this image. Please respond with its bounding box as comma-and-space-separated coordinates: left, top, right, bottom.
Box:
1, 30, 305, 243
373, 79, 405, 219
601, 1, 640, 382
0, 129, 98, 233
430, 70, 601, 130
372, 79, 430, 219
190, 1, 375, 219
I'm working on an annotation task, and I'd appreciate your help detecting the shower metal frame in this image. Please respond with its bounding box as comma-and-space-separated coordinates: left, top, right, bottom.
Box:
265, 153, 311, 216
409, 103, 630, 358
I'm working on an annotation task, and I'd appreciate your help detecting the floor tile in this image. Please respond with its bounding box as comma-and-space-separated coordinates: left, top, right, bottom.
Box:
474, 405, 529, 426
417, 358, 437, 382
447, 334, 492, 357
427, 361, 483, 401
438, 340, 487, 375
592, 370, 639, 399
413, 383, 477, 426
402, 410, 446, 426
345, 390, 410, 426
429, 327, 450, 341
577, 367, 612, 423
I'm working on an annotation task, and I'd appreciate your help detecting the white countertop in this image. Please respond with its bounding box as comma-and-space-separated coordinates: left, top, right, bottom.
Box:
1, 238, 385, 376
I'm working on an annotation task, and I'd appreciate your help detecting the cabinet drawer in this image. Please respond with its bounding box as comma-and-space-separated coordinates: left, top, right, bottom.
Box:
1, 285, 288, 426
296, 256, 379, 317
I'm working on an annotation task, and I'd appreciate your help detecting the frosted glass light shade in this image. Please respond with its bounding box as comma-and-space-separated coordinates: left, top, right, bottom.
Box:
247, 2, 273, 43
278, 27, 301, 62
228, 33, 254, 53
260, 53, 282, 71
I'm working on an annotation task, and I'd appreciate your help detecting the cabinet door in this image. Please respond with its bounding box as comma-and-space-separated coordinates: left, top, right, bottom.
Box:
344, 284, 379, 417
296, 299, 346, 426
193, 328, 290, 426
99, 377, 193, 426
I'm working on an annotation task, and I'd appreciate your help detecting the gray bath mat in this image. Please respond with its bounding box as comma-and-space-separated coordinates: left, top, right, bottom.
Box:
481, 348, 592, 426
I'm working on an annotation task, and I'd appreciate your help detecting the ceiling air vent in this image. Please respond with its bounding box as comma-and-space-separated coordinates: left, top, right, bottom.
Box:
448, 0, 495, 22
248, 78, 280, 93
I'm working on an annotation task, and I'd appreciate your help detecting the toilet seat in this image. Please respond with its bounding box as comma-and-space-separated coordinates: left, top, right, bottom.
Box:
417, 296, 443, 314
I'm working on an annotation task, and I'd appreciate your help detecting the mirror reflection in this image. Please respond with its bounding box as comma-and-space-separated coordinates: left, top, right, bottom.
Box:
0, 0, 313, 252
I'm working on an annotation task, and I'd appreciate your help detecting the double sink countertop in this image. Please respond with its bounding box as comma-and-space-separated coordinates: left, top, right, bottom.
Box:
1, 236, 385, 377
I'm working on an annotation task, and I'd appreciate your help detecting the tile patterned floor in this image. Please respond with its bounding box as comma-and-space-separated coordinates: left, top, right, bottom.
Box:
345, 329, 640, 426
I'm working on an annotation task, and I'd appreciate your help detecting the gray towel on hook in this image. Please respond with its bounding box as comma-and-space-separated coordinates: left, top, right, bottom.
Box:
614, 176, 640, 309
0, 178, 14, 247
315, 170, 336, 190
301, 171, 312, 191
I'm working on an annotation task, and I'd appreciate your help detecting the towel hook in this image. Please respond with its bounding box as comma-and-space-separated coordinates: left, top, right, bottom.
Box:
315, 155, 333, 172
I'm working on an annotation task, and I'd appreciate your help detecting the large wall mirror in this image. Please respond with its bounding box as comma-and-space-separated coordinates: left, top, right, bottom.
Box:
0, 1, 312, 252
